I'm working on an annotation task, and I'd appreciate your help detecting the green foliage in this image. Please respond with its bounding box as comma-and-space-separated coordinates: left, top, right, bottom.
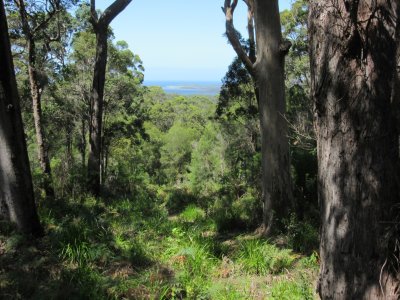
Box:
163, 186, 198, 214
179, 205, 206, 223
60, 240, 93, 266
189, 122, 226, 199
299, 251, 320, 269
161, 122, 199, 184
209, 188, 261, 232
270, 277, 314, 300
0, 194, 318, 299
3, 1, 320, 298
235, 239, 295, 275
285, 214, 319, 254
216, 58, 257, 121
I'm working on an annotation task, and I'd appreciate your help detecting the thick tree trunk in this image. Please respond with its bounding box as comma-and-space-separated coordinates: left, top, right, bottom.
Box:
88, 29, 107, 196
27, 40, 55, 199
309, 1, 400, 298
254, 0, 293, 233
0, 0, 43, 236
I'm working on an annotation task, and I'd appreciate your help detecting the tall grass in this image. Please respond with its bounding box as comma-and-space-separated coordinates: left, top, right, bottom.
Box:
0, 198, 318, 299
235, 239, 296, 275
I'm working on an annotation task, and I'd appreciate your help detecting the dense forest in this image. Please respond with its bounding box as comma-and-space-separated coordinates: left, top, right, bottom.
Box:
0, 0, 399, 299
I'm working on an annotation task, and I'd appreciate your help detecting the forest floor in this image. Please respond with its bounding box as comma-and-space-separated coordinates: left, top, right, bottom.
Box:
0, 196, 319, 299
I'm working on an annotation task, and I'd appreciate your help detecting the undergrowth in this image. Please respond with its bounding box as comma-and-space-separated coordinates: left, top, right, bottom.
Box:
0, 198, 318, 299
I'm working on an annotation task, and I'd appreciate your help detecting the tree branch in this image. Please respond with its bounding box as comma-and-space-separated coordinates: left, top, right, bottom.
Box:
244, 0, 256, 63
14, 0, 31, 38
223, 0, 255, 77
32, 0, 61, 35
90, 0, 98, 27
99, 0, 132, 26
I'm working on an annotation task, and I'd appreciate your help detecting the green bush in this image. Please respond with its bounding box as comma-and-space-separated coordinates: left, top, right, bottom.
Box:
285, 214, 319, 254
163, 187, 199, 214
179, 205, 206, 223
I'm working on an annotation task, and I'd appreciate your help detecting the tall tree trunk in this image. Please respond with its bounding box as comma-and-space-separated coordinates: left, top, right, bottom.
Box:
309, 1, 400, 298
0, 0, 43, 236
87, 0, 132, 196
16, 0, 55, 200
88, 29, 107, 196
27, 39, 55, 200
254, 0, 293, 233
223, 0, 293, 233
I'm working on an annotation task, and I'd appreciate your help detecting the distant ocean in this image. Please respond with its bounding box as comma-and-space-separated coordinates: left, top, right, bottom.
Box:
144, 81, 222, 96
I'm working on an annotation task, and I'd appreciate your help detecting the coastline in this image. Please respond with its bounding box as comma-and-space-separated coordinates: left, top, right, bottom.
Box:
144, 80, 222, 96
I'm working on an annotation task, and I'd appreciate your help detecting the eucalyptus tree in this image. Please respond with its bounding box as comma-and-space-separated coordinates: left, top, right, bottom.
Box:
10, 0, 75, 199
0, 0, 42, 236
55, 24, 143, 193
222, 0, 293, 233
309, 0, 400, 298
87, 0, 132, 196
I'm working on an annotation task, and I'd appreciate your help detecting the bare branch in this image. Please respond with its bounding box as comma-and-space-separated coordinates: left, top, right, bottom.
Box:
223, 0, 255, 77
244, 0, 256, 63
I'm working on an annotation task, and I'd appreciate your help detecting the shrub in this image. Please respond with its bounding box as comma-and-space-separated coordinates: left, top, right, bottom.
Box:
285, 214, 319, 254
210, 189, 261, 232
163, 187, 199, 214
179, 205, 205, 223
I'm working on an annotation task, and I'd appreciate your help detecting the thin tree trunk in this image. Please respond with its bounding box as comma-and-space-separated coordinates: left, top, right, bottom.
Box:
0, 0, 43, 236
253, 0, 293, 233
65, 124, 73, 168
15, 0, 56, 200
80, 117, 87, 168
88, 29, 107, 196
87, 0, 132, 196
309, 1, 400, 298
246, 0, 256, 64
27, 39, 55, 200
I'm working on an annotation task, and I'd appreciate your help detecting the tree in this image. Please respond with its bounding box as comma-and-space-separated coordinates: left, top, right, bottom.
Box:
281, 1, 318, 222
309, 1, 400, 298
87, 0, 132, 196
11, 0, 72, 199
0, 0, 42, 236
222, 0, 293, 233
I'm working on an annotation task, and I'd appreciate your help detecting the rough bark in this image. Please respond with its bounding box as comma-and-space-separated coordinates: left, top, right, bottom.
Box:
309, 0, 400, 298
0, 0, 43, 236
87, 0, 132, 196
17, 0, 55, 199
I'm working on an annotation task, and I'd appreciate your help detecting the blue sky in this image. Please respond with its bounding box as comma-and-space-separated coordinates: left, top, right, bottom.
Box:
98, 1, 292, 82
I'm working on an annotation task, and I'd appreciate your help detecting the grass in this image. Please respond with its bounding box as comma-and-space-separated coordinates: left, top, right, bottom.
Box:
0, 199, 319, 299
235, 239, 296, 275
